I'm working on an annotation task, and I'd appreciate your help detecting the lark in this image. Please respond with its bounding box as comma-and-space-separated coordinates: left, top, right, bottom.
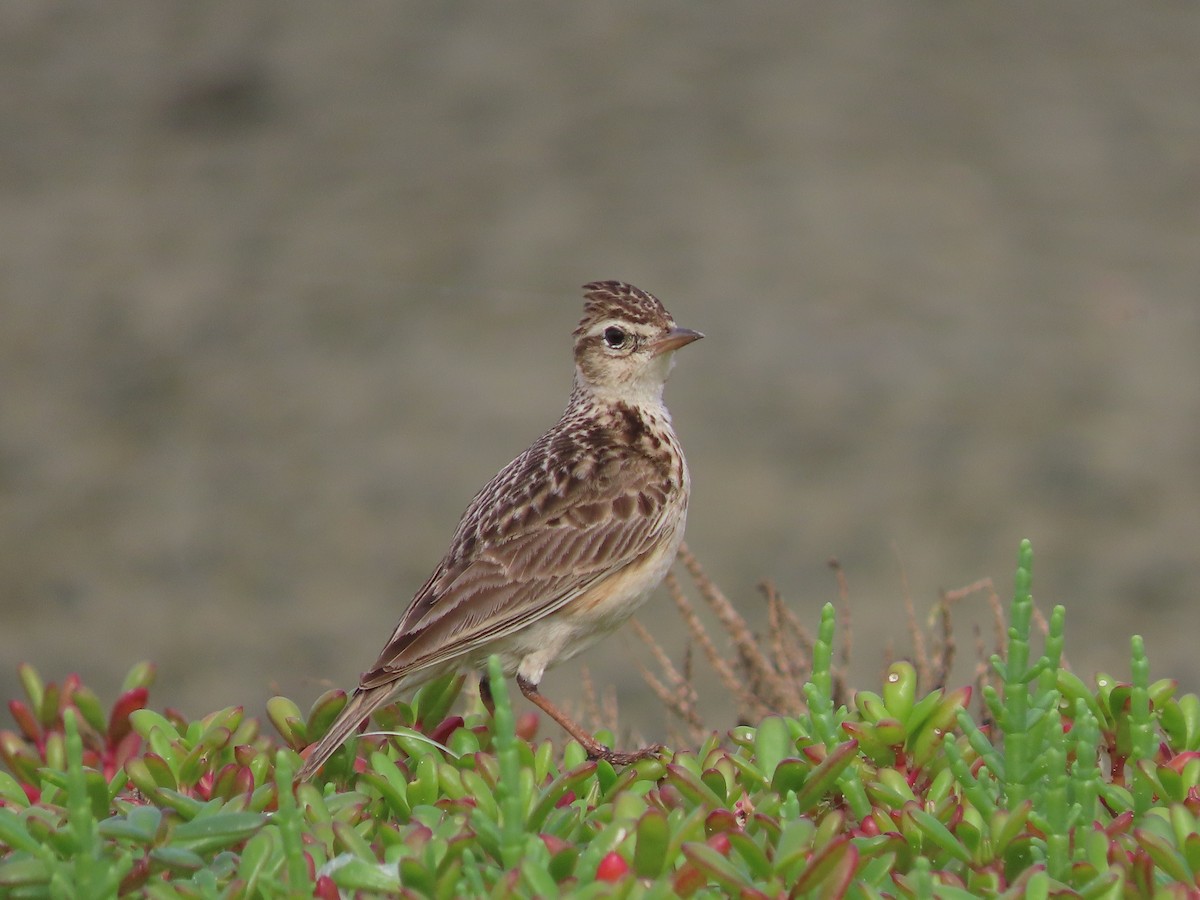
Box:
297, 281, 702, 779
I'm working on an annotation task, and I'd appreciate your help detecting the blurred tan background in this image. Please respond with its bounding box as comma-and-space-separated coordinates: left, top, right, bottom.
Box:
2, 4, 1198, 737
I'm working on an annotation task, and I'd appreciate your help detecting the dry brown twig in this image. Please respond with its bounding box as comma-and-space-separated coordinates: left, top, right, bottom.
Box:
578, 665, 602, 733
678, 545, 797, 714
662, 568, 772, 721
761, 580, 807, 713
628, 618, 706, 743
930, 591, 955, 691
634, 542, 1049, 739
893, 545, 930, 689
932, 578, 992, 689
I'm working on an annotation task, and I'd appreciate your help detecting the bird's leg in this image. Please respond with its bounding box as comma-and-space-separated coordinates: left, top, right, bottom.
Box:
478, 675, 495, 717
515, 674, 663, 766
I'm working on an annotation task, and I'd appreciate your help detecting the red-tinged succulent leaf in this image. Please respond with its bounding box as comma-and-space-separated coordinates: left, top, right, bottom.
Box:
707, 832, 732, 855
499, 869, 520, 894
1107, 838, 1133, 868
528, 760, 596, 828
141, 752, 178, 791
313, 874, 340, 900
211, 764, 255, 800
841, 721, 894, 765
814, 809, 848, 852
540, 833, 570, 855
120, 661, 157, 693
904, 688, 946, 736
769, 758, 809, 795
202, 726, 234, 760
233, 765, 256, 796
908, 807, 972, 864
7, 700, 41, 743
909, 686, 972, 767
701, 767, 729, 804
60, 673, 82, 709
994, 864, 1044, 898
942, 803, 964, 832
17, 663, 44, 712
750, 811, 781, 843
1157, 763, 1186, 802
801, 744, 825, 765
633, 807, 670, 879
1130, 846, 1155, 897
210, 763, 240, 799
413, 673, 466, 728
164, 708, 189, 731
0, 730, 40, 783
651, 782, 686, 812
726, 829, 773, 881
791, 836, 859, 899
664, 763, 725, 809
108, 688, 150, 746
594, 850, 629, 883
1070, 859, 1100, 885
1166, 751, 1200, 774
71, 685, 108, 734
872, 718, 909, 748
199, 707, 244, 741
672, 859, 707, 898
1134, 828, 1195, 886
108, 728, 142, 776
515, 711, 540, 741
991, 801, 1033, 856
119, 856, 152, 895
1106, 810, 1134, 837
705, 808, 739, 836
854, 690, 888, 723
43, 730, 65, 771
304, 690, 346, 740
125, 758, 163, 799
428, 715, 464, 747
266, 696, 308, 750
1148, 678, 1178, 708
1108, 684, 1133, 717
1182, 831, 1200, 878
678, 841, 769, 899
1186, 788, 1200, 818
408, 824, 434, 851
38, 681, 61, 729
794, 740, 858, 814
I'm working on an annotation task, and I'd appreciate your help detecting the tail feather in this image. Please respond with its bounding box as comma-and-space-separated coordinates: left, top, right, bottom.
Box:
295, 684, 399, 781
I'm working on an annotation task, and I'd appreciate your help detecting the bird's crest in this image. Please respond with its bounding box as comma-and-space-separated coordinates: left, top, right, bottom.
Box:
576, 281, 671, 336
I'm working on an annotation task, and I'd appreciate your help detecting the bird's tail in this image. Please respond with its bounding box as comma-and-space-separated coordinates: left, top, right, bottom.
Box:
295, 683, 399, 781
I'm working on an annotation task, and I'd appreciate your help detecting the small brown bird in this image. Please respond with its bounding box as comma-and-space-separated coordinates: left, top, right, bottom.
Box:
297, 281, 702, 779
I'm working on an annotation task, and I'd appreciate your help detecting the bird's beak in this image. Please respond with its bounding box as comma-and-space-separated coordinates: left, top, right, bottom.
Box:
650, 327, 704, 356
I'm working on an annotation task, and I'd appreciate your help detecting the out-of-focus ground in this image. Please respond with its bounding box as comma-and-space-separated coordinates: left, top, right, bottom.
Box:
2, 4, 1198, 738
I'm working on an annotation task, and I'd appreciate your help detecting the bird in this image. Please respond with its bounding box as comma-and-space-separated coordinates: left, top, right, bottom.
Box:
296, 281, 702, 779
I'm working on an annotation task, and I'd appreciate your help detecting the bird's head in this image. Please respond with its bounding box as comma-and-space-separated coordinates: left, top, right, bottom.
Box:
572, 281, 702, 405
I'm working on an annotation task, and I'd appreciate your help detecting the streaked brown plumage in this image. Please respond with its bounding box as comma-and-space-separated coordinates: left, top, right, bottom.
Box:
297, 281, 701, 779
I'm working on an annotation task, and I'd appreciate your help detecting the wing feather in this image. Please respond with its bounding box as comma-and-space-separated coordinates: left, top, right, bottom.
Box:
357, 446, 675, 690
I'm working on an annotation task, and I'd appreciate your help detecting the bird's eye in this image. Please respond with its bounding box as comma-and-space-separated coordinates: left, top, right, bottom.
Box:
603, 326, 629, 349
